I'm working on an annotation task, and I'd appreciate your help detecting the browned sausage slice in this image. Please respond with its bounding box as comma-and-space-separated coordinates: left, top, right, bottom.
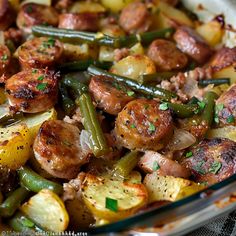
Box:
58, 13, 99, 31
5, 69, 58, 113
119, 1, 151, 34
89, 76, 135, 115
216, 84, 236, 126
209, 47, 236, 72
114, 98, 174, 151
181, 138, 236, 185
18, 37, 63, 69
0, 0, 15, 30
16, 3, 59, 34
147, 39, 188, 71
174, 26, 213, 64
33, 120, 90, 179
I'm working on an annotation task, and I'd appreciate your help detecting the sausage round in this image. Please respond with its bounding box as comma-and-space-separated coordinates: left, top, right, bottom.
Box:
58, 13, 99, 31
33, 120, 90, 179
182, 138, 236, 185
5, 69, 58, 113
18, 37, 63, 69
114, 98, 174, 151
174, 26, 213, 64
216, 84, 236, 126
0, 0, 15, 30
89, 76, 135, 115
119, 1, 151, 34
16, 3, 59, 34
147, 39, 188, 71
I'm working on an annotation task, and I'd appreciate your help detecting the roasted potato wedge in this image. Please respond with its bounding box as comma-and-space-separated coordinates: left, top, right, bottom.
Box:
101, 0, 134, 13
70, 1, 106, 13
0, 123, 31, 170
111, 55, 156, 80
213, 65, 236, 85
21, 189, 69, 232
207, 126, 236, 142
144, 173, 204, 202
81, 171, 148, 222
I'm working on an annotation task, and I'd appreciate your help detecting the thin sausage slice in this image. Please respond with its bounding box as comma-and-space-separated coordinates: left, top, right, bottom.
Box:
119, 1, 151, 34
5, 69, 58, 113
16, 3, 59, 34
174, 26, 213, 64
89, 76, 135, 115
147, 39, 188, 71
182, 138, 236, 185
18, 37, 63, 69
114, 98, 174, 151
33, 120, 90, 179
58, 13, 99, 31
0, 0, 15, 30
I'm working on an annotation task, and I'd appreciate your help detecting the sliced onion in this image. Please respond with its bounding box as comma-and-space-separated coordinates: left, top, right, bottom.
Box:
183, 76, 199, 98
0, 31, 4, 45
80, 130, 92, 154
167, 128, 196, 151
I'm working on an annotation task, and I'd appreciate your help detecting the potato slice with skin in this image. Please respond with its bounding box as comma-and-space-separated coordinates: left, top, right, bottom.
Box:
111, 55, 156, 80
0, 123, 31, 170
144, 173, 204, 202
70, 1, 106, 13
207, 126, 236, 142
81, 172, 148, 222
21, 189, 69, 232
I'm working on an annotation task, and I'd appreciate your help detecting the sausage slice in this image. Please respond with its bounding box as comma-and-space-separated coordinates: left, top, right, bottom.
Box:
147, 39, 188, 71
0, 0, 15, 30
174, 26, 213, 64
6, 69, 58, 113
18, 37, 63, 69
114, 98, 174, 151
89, 76, 135, 115
34, 120, 90, 179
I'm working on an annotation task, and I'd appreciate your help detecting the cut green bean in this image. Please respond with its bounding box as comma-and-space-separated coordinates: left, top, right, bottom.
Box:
0, 111, 24, 128
18, 167, 63, 195
87, 65, 177, 101
201, 91, 218, 128
32, 26, 174, 48
59, 59, 113, 72
198, 78, 230, 87
168, 103, 198, 118
0, 187, 30, 217
113, 151, 140, 178
8, 211, 43, 233
77, 93, 109, 157
59, 82, 76, 115
62, 77, 88, 96
137, 72, 176, 84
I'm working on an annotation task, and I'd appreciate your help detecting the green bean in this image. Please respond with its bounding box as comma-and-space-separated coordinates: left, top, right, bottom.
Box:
32, 26, 174, 48
113, 151, 140, 178
59, 59, 113, 72
168, 103, 198, 118
137, 72, 176, 84
0, 187, 30, 217
59, 82, 76, 115
198, 78, 230, 87
0, 111, 24, 128
77, 93, 109, 157
8, 211, 42, 233
62, 76, 88, 96
201, 91, 218, 128
18, 167, 63, 195
87, 65, 177, 101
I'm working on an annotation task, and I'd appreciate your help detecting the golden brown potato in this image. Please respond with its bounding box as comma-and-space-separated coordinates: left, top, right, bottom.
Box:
114, 99, 174, 151
6, 69, 58, 113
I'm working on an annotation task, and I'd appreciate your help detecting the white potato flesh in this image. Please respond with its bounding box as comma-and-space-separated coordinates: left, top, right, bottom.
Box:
101, 0, 134, 13
70, 2, 106, 13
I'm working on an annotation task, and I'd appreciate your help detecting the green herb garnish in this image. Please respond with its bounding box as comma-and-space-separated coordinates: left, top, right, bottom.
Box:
197, 101, 206, 110
36, 83, 48, 91
1, 54, 8, 61
193, 161, 205, 175
226, 114, 235, 123
185, 151, 193, 158
37, 75, 44, 81
127, 90, 134, 96
148, 122, 156, 133
159, 103, 169, 111
209, 161, 222, 174
105, 197, 118, 212
152, 161, 160, 171
130, 124, 136, 129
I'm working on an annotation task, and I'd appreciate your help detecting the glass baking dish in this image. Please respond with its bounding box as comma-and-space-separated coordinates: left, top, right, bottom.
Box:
87, 1, 236, 234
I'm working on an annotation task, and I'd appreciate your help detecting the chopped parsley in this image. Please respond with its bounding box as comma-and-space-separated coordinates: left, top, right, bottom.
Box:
32, 69, 38, 74
130, 124, 136, 129
36, 83, 47, 91
148, 122, 156, 133
127, 90, 134, 97
215, 104, 224, 112
185, 151, 193, 158
1, 54, 8, 61
21, 218, 35, 228
209, 161, 222, 174
152, 161, 160, 171
197, 101, 206, 110
159, 103, 169, 111
37, 75, 44, 81
193, 161, 205, 175
105, 197, 118, 212
226, 114, 235, 123
214, 115, 219, 124
42, 37, 55, 48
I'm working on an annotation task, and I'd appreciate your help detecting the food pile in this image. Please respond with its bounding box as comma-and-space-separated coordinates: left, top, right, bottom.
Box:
0, 0, 236, 233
